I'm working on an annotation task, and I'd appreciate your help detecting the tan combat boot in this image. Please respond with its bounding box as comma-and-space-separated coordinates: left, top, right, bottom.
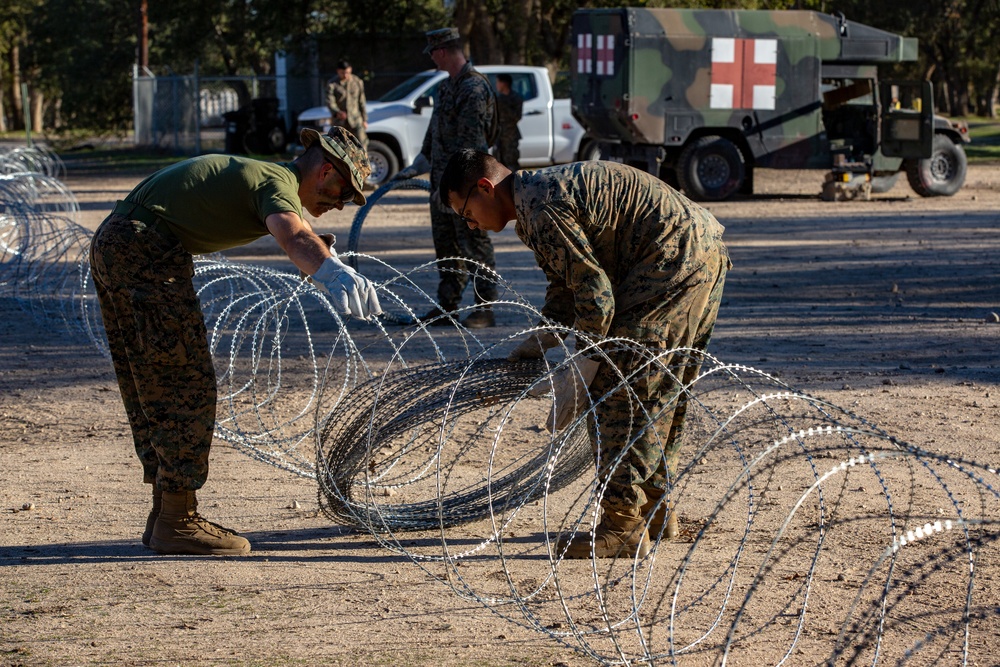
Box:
141, 487, 162, 548
149, 491, 250, 555
558, 507, 651, 559
640, 486, 679, 540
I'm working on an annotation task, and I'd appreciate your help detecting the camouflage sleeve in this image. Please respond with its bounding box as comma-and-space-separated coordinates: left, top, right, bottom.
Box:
359, 81, 367, 123
325, 81, 340, 114
420, 117, 433, 160
527, 203, 615, 338
537, 259, 576, 327
455, 78, 494, 151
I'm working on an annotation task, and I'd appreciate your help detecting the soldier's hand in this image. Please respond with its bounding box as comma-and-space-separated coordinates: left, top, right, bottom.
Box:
392, 153, 430, 181
528, 355, 601, 433
507, 332, 562, 361
311, 254, 382, 320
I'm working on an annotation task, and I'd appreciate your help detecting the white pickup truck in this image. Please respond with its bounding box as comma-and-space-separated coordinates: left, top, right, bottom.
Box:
296, 65, 597, 186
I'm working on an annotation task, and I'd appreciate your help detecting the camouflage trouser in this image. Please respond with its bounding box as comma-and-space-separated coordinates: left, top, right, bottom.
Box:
89, 214, 216, 492
496, 137, 520, 170
429, 193, 498, 309
588, 250, 729, 514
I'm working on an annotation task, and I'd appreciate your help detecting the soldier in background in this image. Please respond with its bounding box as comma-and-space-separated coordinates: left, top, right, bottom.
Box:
439, 149, 730, 559
494, 73, 523, 170
393, 27, 499, 329
326, 60, 368, 148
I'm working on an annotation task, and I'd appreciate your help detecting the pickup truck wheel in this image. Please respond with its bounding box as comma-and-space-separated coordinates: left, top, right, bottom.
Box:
677, 136, 745, 201
869, 172, 900, 194
365, 140, 399, 188
579, 140, 603, 161
905, 134, 967, 197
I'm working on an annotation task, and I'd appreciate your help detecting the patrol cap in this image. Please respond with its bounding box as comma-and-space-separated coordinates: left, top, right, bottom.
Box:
300, 127, 370, 206
424, 27, 461, 54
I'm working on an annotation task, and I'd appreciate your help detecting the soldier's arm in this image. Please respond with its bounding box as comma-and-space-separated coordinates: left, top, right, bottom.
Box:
265, 211, 331, 276
325, 81, 340, 115
527, 205, 614, 337
455, 80, 494, 151
419, 116, 433, 160
359, 80, 367, 123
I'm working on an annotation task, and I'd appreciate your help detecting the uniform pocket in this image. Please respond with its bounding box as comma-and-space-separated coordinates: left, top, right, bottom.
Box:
130, 272, 204, 368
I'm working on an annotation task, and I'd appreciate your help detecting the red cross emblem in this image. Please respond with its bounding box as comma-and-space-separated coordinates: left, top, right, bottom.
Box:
577, 34, 615, 76
710, 38, 777, 110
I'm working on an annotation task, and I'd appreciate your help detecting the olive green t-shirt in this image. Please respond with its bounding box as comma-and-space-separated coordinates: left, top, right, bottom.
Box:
127, 155, 303, 254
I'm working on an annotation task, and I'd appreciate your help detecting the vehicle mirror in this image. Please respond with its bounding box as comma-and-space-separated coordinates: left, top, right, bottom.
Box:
414, 96, 433, 113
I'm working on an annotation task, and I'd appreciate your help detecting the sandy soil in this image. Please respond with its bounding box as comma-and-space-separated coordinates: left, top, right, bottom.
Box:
2, 164, 999, 666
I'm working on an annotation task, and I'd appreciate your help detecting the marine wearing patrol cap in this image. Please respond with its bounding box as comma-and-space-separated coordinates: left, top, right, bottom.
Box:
299, 126, 371, 206
424, 27, 461, 54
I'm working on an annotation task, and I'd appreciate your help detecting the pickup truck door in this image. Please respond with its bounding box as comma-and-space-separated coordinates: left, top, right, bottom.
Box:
879, 80, 934, 159
486, 71, 552, 164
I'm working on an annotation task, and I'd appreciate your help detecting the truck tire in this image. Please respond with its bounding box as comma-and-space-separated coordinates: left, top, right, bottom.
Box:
365, 140, 399, 188
869, 172, 900, 194
905, 134, 967, 197
578, 139, 603, 161
677, 136, 745, 201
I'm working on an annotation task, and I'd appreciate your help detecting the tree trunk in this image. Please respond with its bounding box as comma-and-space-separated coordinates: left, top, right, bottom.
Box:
990, 60, 1000, 119
11, 45, 23, 131
457, 1, 502, 65
0, 58, 6, 133
30, 87, 44, 133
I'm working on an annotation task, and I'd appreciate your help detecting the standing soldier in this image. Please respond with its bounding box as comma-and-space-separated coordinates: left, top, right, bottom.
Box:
393, 27, 499, 329
494, 73, 523, 170
89, 128, 381, 556
439, 149, 730, 559
326, 60, 368, 148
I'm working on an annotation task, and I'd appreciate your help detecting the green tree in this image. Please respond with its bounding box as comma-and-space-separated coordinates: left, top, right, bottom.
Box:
0, 0, 41, 131
24, 0, 136, 132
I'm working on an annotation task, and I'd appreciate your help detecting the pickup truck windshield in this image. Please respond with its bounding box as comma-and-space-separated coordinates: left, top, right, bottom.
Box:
378, 73, 436, 102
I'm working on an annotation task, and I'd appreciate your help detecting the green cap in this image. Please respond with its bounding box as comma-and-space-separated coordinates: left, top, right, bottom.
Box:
424, 27, 461, 54
300, 127, 370, 206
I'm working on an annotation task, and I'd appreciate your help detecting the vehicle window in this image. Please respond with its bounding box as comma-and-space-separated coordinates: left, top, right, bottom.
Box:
486, 72, 539, 102
378, 73, 436, 102
821, 78, 875, 109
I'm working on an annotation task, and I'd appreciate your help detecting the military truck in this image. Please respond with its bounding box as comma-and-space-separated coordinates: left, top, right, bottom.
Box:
571, 8, 970, 201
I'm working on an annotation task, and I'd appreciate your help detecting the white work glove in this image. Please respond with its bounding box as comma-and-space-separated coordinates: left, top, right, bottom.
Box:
311, 254, 382, 320
507, 331, 562, 361
529, 355, 601, 433
392, 153, 430, 181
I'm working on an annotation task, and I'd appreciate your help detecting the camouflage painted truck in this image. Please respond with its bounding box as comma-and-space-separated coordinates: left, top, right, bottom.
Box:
570, 8, 970, 201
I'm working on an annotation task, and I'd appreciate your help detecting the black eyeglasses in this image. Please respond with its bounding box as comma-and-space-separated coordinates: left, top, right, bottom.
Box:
458, 182, 477, 224
328, 159, 357, 203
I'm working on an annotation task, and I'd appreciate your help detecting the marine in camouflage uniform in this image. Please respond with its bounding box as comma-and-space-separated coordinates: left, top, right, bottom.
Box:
89, 128, 376, 555
326, 61, 368, 146
494, 74, 523, 170
397, 28, 499, 326
438, 150, 730, 556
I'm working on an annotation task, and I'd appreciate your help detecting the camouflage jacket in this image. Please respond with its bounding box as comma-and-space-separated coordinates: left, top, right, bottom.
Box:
512, 161, 727, 340
421, 61, 496, 185
326, 75, 367, 129
496, 91, 523, 141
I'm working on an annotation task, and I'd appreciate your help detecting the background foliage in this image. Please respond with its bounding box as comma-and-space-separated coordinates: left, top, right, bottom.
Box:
0, 0, 997, 134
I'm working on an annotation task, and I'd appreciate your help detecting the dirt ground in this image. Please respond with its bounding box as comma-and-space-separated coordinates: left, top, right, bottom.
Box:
2, 163, 999, 666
